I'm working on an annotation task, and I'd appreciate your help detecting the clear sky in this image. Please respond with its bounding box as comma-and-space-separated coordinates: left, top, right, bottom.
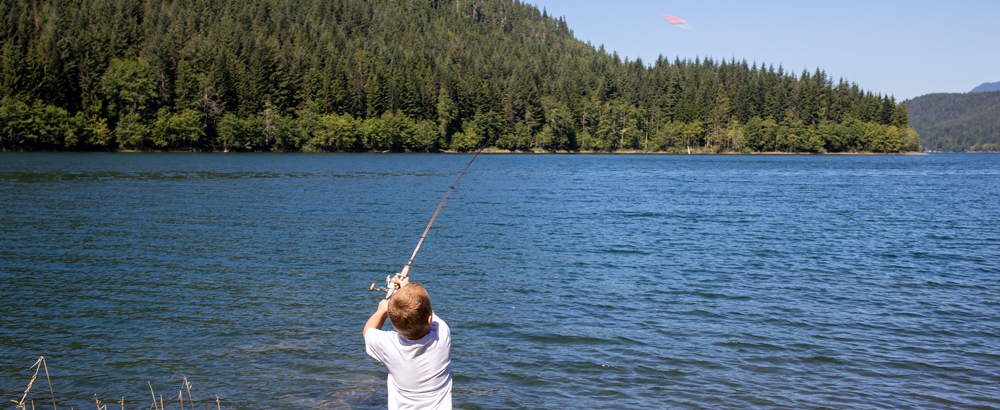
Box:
528, 0, 999, 100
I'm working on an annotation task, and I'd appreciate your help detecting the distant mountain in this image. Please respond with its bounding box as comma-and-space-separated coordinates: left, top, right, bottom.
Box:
971, 82, 1000, 93
907, 91, 1000, 151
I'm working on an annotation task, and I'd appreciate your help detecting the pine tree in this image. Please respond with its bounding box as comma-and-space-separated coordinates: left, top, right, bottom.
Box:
0, 0, 918, 153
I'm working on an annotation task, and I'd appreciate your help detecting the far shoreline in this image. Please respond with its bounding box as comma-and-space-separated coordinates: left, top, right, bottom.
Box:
0, 148, 930, 155
472, 148, 928, 155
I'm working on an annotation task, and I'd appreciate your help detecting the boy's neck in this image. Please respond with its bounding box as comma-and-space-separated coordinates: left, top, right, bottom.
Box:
404, 329, 430, 340
402, 313, 434, 340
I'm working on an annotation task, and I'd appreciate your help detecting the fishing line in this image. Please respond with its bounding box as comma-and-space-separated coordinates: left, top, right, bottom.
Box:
371, 132, 500, 298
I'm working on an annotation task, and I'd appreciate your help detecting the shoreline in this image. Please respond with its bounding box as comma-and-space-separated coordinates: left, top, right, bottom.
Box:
1, 148, 930, 155
472, 148, 928, 155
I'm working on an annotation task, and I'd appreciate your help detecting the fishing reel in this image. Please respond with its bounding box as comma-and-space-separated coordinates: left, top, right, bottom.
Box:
369, 265, 411, 299
370, 273, 401, 299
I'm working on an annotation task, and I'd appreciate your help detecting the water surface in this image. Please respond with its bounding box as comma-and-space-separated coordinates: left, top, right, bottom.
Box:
1, 153, 998, 409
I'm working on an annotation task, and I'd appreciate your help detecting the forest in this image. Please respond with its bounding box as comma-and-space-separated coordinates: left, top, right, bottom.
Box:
0, 0, 919, 153
906, 91, 1000, 152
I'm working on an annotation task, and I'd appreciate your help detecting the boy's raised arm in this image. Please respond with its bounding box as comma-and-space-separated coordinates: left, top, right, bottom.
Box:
363, 299, 389, 337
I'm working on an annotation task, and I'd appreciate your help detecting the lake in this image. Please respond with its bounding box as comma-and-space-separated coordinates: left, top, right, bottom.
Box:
1, 153, 998, 409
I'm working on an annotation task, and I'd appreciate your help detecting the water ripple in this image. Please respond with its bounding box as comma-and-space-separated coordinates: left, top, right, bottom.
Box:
1, 153, 999, 409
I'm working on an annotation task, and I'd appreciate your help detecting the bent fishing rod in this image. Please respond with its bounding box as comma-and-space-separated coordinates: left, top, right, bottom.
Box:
371, 134, 499, 299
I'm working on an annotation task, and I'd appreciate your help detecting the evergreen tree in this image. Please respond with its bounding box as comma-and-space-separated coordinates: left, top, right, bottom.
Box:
0, 0, 918, 153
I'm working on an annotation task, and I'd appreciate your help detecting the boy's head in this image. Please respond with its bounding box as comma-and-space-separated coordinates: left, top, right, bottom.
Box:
388, 282, 433, 339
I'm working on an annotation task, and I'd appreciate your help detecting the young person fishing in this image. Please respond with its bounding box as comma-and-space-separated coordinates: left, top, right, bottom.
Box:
363, 134, 497, 409
364, 271, 452, 408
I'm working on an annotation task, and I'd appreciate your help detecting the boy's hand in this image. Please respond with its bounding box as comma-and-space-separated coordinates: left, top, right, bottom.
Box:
377, 299, 389, 312
392, 275, 410, 289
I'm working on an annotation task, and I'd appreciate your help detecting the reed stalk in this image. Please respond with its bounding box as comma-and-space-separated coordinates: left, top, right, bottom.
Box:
183, 377, 194, 410
94, 394, 107, 410
14, 358, 222, 410
147, 382, 157, 410
42, 357, 56, 410
14, 357, 41, 410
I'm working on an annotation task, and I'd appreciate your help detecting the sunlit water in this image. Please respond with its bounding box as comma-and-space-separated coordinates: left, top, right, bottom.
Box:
1, 153, 998, 409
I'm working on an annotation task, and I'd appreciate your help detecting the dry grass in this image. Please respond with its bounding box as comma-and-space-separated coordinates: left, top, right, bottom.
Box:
11, 357, 223, 410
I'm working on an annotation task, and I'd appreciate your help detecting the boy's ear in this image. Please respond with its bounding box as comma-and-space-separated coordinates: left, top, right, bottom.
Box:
427, 314, 433, 327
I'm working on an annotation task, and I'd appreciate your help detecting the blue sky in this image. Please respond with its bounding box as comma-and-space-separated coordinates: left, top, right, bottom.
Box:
528, 0, 999, 100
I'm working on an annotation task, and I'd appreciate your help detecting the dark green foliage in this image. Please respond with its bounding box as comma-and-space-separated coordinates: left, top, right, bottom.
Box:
151, 108, 206, 149
907, 91, 1000, 152
0, 97, 81, 149
101, 58, 159, 124
0, 0, 917, 152
217, 113, 264, 151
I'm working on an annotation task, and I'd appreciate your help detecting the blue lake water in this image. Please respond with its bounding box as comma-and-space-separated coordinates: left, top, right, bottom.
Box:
1, 153, 998, 409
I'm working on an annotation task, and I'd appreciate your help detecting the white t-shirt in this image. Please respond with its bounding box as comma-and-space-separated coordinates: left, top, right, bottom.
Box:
365, 313, 452, 410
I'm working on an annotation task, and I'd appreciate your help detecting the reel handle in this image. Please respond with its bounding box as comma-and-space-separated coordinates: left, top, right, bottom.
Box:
369, 267, 409, 299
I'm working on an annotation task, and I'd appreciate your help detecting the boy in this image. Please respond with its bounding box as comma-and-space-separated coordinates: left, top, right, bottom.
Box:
364, 276, 452, 409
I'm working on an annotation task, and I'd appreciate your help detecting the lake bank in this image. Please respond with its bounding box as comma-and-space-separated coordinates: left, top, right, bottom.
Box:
1, 147, 927, 155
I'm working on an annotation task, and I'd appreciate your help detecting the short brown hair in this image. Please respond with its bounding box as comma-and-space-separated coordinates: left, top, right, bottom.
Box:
388, 283, 433, 339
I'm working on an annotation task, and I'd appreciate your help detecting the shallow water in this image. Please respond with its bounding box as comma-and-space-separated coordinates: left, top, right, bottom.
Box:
1, 153, 998, 409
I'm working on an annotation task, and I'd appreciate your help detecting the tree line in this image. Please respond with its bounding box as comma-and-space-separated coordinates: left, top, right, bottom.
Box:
0, 0, 919, 153
906, 91, 999, 152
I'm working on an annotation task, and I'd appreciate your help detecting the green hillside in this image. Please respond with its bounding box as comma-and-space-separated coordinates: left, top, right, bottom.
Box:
907, 91, 1000, 152
0, 0, 917, 153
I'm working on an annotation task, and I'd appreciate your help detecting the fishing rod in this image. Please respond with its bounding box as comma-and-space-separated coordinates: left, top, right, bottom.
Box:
370, 133, 500, 298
